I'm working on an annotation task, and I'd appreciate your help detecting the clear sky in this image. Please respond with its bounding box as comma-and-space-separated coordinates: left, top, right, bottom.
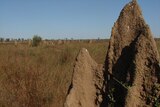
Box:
0, 0, 160, 39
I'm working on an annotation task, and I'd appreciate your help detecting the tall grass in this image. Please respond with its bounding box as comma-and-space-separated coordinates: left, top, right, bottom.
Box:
0, 39, 159, 107
0, 41, 108, 107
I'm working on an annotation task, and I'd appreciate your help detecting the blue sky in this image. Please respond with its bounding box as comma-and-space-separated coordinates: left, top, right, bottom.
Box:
0, 0, 160, 39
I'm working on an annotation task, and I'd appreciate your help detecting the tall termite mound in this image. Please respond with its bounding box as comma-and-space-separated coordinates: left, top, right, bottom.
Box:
105, 0, 160, 106
64, 48, 104, 107
64, 0, 160, 107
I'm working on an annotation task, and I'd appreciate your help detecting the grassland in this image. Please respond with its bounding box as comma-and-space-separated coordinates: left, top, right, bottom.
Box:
0, 39, 159, 107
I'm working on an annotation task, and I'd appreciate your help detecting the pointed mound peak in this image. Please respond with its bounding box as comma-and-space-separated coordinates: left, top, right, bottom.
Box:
117, 0, 144, 27
77, 48, 90, 58
110, 0, 147, 50
123, 0, 140, 12
76, 48, 96, 65
64, 48, 104, 107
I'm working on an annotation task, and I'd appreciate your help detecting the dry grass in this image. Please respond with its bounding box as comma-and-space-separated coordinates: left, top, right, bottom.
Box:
0, 40, 108, 107
0, 39, 159, 107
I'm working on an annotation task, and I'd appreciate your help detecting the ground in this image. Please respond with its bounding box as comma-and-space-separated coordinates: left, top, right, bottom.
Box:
0, 39, 159, 107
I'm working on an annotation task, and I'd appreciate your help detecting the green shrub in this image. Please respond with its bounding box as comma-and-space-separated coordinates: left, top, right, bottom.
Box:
32, 35, 42, 47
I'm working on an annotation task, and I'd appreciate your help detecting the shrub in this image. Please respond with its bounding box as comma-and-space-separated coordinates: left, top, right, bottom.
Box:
32, 35, 42, 47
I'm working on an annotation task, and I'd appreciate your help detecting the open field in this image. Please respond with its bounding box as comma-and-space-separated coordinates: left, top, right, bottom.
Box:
0, 39, 159, 107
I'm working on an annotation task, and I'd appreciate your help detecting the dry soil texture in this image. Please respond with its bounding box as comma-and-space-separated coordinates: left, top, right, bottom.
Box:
64, 48, 104, 107
65, 0, 160, 107
105, 0, 160, 107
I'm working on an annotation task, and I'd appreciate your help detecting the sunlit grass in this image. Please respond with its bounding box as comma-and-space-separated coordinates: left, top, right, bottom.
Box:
0, 39, 159, 107
0, 41, 108, 107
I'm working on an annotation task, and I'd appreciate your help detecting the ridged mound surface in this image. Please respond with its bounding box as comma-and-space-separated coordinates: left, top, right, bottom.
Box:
105, 0, 160, 106
64, 48, 104, 107
65, 1, 160, 107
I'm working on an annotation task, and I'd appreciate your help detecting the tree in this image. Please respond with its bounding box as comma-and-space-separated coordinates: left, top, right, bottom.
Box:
32, 35, 42, 47
5, 38, 10, 42
0, 38, 4, 42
